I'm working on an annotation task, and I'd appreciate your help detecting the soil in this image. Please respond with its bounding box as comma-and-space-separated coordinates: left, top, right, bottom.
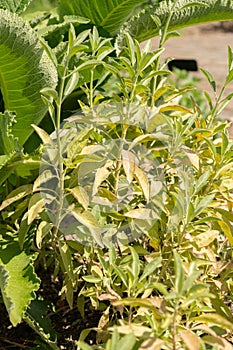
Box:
0, 267, 101, 349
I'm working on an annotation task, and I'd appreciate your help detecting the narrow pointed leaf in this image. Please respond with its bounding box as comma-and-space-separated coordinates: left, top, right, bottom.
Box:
0, 184, 33, 211
135, 165, 150, 203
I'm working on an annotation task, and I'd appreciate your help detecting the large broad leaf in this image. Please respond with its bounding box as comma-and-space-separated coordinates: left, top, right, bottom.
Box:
0, 0, 32, 13
0, 9, 57, 145
58, 0, 145, 36
118, 0, 233, 43
0, 242, 40, 326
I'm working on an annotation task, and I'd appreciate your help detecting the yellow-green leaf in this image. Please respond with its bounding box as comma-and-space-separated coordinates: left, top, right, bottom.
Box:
32, 124, 53, 146
124, 208, 152, 219
36, 221, 53, 249
92, 165, 110, 195
159, 104, 191, 114
194, 313, 233, 331
194, 230, 218, 248
67, 186, 89, 210
122, 150, 136, 184
218, 220, 233, 245
135, 165, 150, 203
28, 193, 45, 224
0, 184, 33, 211
108, 324, 152, 337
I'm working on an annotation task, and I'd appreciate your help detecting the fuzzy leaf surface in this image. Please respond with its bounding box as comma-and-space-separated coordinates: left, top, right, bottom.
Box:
0, 9, 57, 144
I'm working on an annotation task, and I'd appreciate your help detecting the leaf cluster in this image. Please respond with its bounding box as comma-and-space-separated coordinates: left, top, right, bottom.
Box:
0, 0, 233, 349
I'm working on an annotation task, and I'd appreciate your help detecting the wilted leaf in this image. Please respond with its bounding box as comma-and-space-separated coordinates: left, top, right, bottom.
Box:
202, 334, 232, 348
194, 230, 219, 248
139, 338, 164, 350
179, 329, 200, 350
112, 298, 162, 315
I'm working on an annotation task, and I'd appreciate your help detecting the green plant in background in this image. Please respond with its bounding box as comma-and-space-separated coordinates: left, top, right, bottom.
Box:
0, 0, 233, 348
2, 0, 233, 149
0, 8, 57, 145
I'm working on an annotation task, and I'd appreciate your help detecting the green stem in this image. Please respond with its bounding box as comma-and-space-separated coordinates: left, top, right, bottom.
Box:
52, 56, 69, 239
114, 123, 129, 199
151, 2, 176, 106
89, 68, 94, 109
172, 304, 178, 350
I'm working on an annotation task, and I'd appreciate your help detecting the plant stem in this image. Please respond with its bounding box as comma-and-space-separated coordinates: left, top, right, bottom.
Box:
52, 56, 69, 239
114, 122, 129, 200
172, 305, 178, 350
151, 2, 175, 107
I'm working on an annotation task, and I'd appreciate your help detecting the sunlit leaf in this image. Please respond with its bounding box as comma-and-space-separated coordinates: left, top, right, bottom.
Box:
124, 208, 153, 220
36, 221, 53, 249
200, 67, 216, 92
135, 166, 150, 203
67, 186, 90, 210
27, 193, 45, 224
173, 250, 184, 295
139, 257, 162, 282
194, 313, 233, 331
92, 165, 110, 195
82, 275, 102, 283
0, 184, 33, 211
194, 230, 219, 248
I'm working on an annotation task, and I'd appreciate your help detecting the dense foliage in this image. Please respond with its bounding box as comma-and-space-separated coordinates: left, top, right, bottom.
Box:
0, 0, 233, 349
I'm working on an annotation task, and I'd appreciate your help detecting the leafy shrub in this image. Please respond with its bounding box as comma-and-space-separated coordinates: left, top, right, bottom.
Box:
0, 0, 233, 349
